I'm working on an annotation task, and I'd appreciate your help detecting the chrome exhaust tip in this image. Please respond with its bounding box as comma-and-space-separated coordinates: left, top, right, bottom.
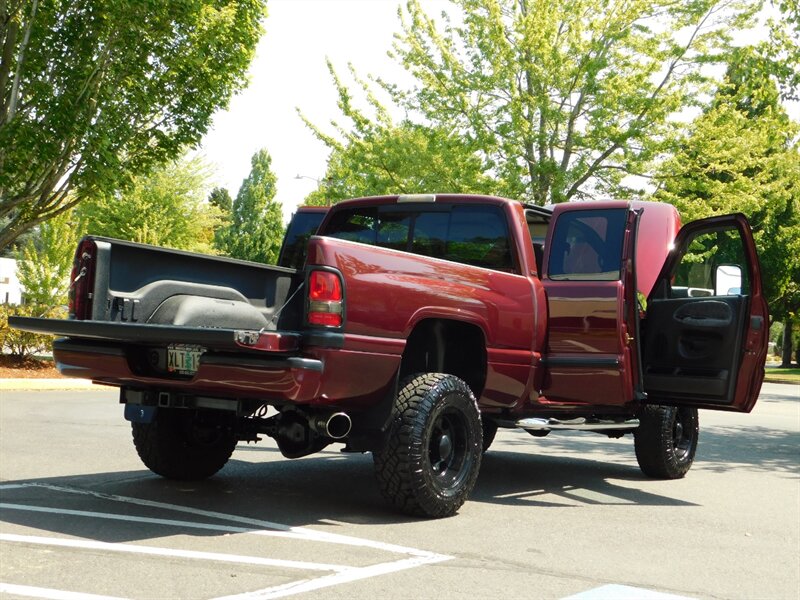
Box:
311, 412, 352, 439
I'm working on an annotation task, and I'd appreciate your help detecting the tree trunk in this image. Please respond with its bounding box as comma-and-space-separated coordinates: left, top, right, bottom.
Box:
780, 316, 794, 368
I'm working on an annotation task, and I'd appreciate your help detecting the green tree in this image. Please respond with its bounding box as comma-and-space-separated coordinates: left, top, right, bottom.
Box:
0, 0, 266, 251
216, 149, 284, 264
303, 65, 496, 205
3, 208, 79, 357
310, 0, 757, 205
16, 209, 80, 306
208, 186, 233, 243
764, 0, 800, 101
208, 187, 233, 214
78, 155, 223, 254
654, 50, 800, 366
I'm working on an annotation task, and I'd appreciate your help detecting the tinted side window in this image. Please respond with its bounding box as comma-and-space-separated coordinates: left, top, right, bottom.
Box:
548, 209, 627, 281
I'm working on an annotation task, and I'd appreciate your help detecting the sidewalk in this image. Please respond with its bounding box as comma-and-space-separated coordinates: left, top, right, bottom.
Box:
0, 378, 107, 391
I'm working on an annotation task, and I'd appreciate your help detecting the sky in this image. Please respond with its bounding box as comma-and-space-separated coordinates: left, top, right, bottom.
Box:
198, 0, 435, 222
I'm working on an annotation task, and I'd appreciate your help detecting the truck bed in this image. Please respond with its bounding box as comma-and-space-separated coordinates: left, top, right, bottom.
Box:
80, 236, 303, 330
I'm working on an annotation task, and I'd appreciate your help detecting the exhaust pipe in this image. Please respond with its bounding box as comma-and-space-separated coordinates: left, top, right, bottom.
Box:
310, 412, 352, 440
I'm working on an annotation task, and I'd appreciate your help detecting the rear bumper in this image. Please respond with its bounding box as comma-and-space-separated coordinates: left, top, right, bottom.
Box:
14, 317, 401, 407
53, 339, 325, 403
52, 335, 401, 409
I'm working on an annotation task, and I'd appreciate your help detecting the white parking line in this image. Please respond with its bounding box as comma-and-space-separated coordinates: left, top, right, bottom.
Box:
0, 533, 348, 572
1, 483, 445, 558
0, 502, 323, 540
563, 584, 697, 599
0, 482, 454, 599
0, 582, 127, 600
213, 554, 453, 600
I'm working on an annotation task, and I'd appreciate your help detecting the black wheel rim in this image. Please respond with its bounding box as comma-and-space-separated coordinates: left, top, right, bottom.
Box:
427, 406, 474, 492
672, 409, 693, 462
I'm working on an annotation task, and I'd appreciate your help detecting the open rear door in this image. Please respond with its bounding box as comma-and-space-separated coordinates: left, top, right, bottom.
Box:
641, 214, 768, 412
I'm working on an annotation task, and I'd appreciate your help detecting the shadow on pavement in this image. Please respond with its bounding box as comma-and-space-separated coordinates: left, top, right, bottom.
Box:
494, 421, 800, 475
1, 419, 794, 545
1, 442, 690, 545
473, 449, 695, 508
694, 425, 800, 474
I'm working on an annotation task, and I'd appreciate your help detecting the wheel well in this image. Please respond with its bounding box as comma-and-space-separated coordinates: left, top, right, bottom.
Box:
399, 319, 487, 398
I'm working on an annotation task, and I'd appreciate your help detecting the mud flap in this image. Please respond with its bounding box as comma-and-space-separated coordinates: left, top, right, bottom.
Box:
125, 404, 157, 423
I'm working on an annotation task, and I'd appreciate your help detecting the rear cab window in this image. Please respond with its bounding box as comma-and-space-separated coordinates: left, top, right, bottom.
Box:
323, 203, 516, 272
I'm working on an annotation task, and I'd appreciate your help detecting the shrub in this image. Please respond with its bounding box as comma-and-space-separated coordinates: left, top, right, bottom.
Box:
0, 304, 65, 358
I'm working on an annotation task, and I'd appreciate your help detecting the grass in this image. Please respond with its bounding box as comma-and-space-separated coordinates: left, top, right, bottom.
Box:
764, 366, 800, 384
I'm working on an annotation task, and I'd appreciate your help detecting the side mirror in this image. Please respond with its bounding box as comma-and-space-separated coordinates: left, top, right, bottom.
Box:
715, 264, 742, 296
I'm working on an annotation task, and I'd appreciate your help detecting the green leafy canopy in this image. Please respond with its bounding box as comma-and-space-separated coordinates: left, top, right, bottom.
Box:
0, 0, 267, 251
655, 48, 800, 323
304, 0, 761, 205
77, 154, 223, 254
301, 62, 498, 206
15, 208, 80, 307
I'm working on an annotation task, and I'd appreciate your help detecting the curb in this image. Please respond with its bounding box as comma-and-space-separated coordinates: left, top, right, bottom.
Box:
0, 379, 109, 391
763, 378, 800, 386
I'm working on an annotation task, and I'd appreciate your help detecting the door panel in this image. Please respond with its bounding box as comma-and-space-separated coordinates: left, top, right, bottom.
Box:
643, 296, 747, 402
541, 207, 632, 406
642, 214, 768, 412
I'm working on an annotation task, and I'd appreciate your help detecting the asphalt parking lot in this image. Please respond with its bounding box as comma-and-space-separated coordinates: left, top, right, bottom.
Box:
1, 382, 798, 599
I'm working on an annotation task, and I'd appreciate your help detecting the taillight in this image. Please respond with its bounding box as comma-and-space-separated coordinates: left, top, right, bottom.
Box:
68, 239, 97, 320
307, 270, 343, 327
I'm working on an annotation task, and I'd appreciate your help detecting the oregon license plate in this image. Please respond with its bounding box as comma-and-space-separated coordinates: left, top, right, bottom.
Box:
166, 344, 203, 375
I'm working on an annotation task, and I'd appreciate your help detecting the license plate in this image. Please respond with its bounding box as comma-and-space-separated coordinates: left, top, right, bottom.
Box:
166, 345, 203, 375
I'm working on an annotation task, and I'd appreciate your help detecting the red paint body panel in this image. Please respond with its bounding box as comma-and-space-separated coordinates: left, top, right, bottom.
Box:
540, 280, 630, 406
304, 346, 401, 409
307, 228, 541, 409
545, 282, 621, 355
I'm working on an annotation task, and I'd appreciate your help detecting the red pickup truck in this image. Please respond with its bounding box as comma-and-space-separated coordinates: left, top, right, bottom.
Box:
11, 194, 769, 517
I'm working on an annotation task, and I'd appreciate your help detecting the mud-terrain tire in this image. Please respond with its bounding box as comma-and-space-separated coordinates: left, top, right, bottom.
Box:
634, 405, 698, 479
482, 419, 498, 453
373, 373, 483, 518
132, 409, 237, 480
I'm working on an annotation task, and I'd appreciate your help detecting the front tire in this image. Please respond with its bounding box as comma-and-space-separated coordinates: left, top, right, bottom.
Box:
634, 405, 698, 479
373, 373, 483, 518
132, 409, 237, 480
482, 419, 498, 453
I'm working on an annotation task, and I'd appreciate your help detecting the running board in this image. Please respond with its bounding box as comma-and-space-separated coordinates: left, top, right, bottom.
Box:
515, 417, 640, 432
